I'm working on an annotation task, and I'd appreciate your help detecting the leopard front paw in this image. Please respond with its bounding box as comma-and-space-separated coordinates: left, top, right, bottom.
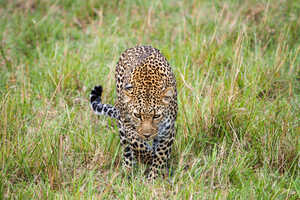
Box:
146, 169, 158, 181
90, 85, 103, 103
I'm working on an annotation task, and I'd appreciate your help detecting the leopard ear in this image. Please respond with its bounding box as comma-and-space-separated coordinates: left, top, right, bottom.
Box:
161, 87, 174, 105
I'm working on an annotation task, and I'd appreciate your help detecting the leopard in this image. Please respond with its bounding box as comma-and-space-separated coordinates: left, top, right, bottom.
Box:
90, 45, 177, 180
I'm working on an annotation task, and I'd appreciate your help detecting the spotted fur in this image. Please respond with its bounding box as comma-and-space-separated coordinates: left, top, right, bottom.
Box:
90, 45, 177, 180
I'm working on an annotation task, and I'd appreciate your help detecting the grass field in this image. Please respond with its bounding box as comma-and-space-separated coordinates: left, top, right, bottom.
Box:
0, 0, 299, 199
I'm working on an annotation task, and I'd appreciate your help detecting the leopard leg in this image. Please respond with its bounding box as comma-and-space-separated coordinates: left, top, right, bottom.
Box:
122, 145, 136, 171
147, 121, 175, 180
123, 132, 153, 172
120, 134, 153, 175
121, 135, 154, 175
90, 85, 120, 119
132, 142, 153, 165
115, 121, 138, 176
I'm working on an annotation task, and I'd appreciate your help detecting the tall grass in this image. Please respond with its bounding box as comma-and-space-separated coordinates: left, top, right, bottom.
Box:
0, 0, 299, 199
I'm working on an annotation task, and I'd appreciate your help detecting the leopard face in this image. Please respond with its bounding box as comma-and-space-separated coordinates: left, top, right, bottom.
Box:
123, 84, 175, 140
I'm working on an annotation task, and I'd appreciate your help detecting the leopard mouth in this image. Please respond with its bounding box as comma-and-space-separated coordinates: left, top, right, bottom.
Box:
138, 133, 157, 141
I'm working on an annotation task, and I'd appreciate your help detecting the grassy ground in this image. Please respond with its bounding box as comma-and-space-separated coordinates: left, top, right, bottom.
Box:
0, 0, 299, 199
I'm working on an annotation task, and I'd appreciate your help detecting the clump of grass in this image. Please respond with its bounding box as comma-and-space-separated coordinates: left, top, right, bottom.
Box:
0, 0, 299, 199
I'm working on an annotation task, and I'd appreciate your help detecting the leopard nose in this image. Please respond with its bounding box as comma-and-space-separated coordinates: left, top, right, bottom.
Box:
143, 134, 152, 139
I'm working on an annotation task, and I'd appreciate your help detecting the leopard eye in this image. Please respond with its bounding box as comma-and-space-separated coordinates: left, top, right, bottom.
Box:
153, 114, 161, 119
134, 113, 141, 119
124, 83, 133, 91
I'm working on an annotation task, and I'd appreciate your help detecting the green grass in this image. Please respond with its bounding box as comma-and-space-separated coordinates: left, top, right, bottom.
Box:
0, 0, 299, 199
